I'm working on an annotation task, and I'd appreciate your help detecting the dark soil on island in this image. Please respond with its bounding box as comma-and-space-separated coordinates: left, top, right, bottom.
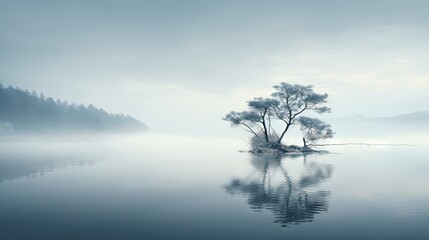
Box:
242, 142, 329, 155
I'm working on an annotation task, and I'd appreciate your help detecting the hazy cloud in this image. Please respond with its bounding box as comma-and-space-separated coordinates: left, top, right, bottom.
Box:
1, 0, 428, 133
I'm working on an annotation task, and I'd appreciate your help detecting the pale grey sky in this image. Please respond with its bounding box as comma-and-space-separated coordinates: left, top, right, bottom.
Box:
1, 0, 428, 134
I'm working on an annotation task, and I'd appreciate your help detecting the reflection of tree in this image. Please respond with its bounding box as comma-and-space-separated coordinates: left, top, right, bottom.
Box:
224, 154, 333, 227
0, 152, 98, 182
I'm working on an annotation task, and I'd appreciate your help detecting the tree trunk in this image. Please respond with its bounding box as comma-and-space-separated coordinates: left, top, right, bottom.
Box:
277, 123, 290, 144
261, 109, 269, 142
261, 120, 269, 142
303, 137, 307, 147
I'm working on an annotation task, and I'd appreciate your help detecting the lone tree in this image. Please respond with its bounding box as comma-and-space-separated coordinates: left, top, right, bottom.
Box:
297, 116, 334, 147
223, 98, 279, 143
223, 82, 333, 150
271, 83, 331, 144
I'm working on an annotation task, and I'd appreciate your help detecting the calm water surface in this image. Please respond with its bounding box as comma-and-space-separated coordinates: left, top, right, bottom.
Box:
0, 133, 428, 240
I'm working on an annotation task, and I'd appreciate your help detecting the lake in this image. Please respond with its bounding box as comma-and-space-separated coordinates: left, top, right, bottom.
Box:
0, 130, 429, 240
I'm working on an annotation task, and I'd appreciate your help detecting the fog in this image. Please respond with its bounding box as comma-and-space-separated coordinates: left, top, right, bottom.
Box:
1, 127, 429, 239
1, 1, 429, 239
1, 1, 429, 134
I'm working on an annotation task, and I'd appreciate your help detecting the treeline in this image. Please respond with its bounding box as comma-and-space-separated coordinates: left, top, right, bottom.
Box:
0, 83, 147, 134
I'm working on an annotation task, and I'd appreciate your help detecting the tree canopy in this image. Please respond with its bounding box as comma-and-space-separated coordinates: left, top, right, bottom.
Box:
297, 116, 334, 147
223, 82, 333, 148
0, 83, 147, 134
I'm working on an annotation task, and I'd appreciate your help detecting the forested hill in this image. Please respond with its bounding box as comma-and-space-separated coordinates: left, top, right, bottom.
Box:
0, 84, 148, 134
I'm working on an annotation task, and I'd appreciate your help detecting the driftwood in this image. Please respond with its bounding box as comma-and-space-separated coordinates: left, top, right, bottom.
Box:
241, 141, 418, 155
311, 142, 418, 147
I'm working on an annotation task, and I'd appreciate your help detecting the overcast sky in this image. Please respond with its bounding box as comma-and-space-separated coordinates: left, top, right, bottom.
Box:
1, 0, 428, 134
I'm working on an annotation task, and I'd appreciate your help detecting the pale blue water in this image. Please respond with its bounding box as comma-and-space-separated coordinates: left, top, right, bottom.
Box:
0, 133, 428, 240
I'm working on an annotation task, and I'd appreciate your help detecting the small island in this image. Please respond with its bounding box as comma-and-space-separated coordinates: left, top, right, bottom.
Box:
223, 82, 334, 155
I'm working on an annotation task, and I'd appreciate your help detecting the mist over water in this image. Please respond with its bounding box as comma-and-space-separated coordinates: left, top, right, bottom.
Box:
1, 1, 429, 239
1, 121, 428, 240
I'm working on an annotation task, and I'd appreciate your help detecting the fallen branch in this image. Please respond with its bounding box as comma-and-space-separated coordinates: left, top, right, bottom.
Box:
311, 142, 419, 147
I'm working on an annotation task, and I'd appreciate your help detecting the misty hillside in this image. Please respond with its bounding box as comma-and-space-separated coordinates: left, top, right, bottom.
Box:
330, 111, 429, 138
0, 83, 147, 134
384, 111, 429, 123
334, 111, 429, 124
